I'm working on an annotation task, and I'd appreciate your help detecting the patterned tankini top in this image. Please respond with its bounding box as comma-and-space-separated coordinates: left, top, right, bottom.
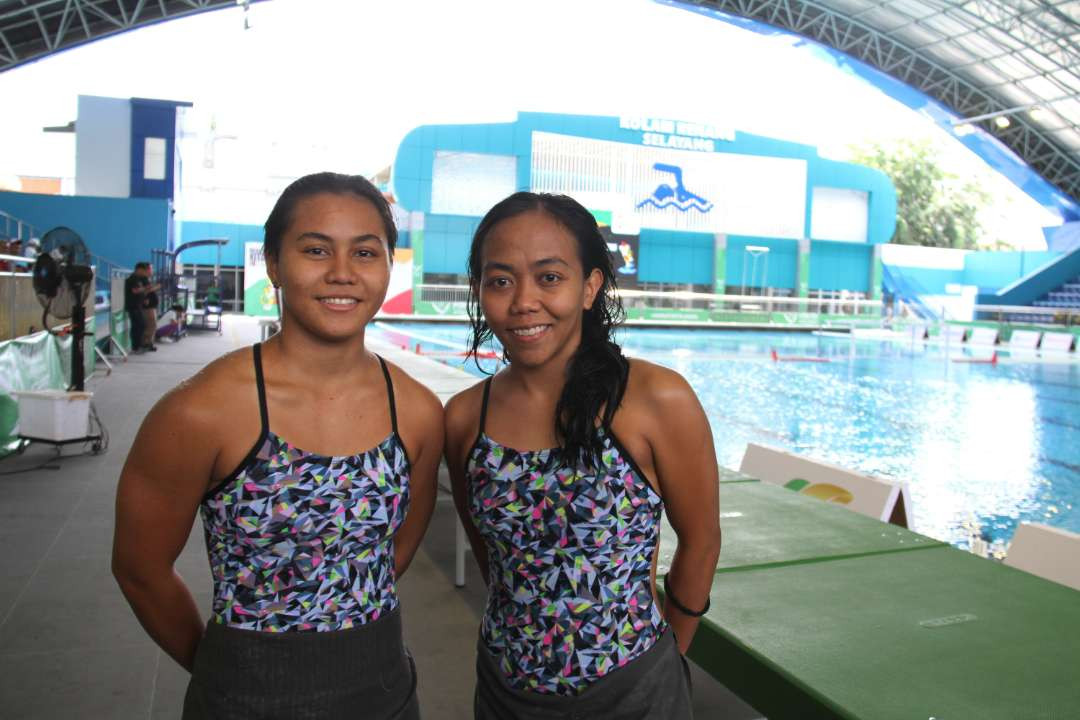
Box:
199, 343, 411, 632
466, 378, 667, 695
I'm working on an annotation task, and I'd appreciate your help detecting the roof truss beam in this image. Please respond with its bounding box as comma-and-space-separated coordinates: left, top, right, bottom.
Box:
682, 0, 1080, 205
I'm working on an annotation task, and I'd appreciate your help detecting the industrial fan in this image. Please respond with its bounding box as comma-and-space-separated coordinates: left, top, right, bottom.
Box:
31, 227, 95, 391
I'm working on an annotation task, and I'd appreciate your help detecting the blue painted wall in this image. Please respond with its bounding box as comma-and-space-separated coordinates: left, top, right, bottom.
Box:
962, 251, 1060, 291
725, 236, 799, 289
979, 246, 1080, 306
177, 220, 258, 266
810, 241, 872, 292
0, 191, 170, 269
881, 265, 958, 295
884, 248, 1065, 297
638, 230, 714, 284
420, 215, 480, 275
130, 98, 183, 201
394, 113, 895, 244
393, 112, 895, 288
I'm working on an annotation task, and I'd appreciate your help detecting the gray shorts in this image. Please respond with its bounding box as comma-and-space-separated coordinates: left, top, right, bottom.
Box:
475, 627, 693, 720
183, 607, 420, 720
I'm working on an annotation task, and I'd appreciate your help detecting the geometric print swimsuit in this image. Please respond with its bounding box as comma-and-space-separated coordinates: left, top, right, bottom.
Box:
199, 343, 411, 632
466, 378, 667, 695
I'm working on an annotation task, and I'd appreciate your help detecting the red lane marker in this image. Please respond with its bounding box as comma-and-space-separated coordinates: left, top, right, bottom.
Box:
446, 350, 498, 359
771, 347, 831, 363
953, 351, 998, 365
411, 345, 498, 360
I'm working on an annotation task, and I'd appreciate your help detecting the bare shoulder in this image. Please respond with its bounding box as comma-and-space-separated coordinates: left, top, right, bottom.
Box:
146, 345, 254, 430
625, 358, 698, 408
444, 379, 488, 447
124, 346, 257, 483
379, 359, 443, 423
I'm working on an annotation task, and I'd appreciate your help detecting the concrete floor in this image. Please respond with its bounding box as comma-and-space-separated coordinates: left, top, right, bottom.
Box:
0, 315, 765, 719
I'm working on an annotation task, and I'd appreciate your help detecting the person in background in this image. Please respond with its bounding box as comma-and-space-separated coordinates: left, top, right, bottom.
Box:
445, 192, 722, 719
143, 265, 159, 352
124, 262, 158, 354
205, 282, 222, 309
170, 302, 187, 341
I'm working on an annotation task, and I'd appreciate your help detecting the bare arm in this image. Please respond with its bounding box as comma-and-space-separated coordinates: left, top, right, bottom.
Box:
112, 387, 218, 672
393, 380, 444, 578
648, 368, 722, 654
444, 389, 490, 585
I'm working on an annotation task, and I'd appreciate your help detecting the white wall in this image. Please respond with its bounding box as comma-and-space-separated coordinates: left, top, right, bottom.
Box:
811, 187, 868, 243
75, 95, 130, 198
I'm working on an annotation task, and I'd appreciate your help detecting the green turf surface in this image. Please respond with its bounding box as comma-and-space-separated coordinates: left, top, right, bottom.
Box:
685, 546, 1080, 720
717, 466, 757, 483
659, 480, 942, 574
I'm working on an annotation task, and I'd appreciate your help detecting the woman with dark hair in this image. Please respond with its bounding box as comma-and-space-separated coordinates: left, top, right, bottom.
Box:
444, 192, 722, 718
113, 172, 442, 719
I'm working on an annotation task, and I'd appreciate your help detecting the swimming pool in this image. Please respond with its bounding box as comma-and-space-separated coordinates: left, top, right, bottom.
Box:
373, 321, 1080, 550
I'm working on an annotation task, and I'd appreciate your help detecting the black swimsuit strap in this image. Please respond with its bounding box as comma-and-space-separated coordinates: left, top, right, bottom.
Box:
477, 377, 493, 436
252, 342, 269, 432
376, 355, 399, 436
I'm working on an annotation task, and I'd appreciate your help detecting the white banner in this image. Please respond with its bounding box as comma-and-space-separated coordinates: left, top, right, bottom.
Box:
530, 131, 807, 239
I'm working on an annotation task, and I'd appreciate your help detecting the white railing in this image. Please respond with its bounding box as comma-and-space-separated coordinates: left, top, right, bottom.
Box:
411, 284, 1080, 333
0, 210, 39, 243
616, 288, 884, 316
417, 284, 471, 305
415, 284, 887, 317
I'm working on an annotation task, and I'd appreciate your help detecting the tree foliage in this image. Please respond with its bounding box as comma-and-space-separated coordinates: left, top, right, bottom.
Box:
849, 139, 988, 250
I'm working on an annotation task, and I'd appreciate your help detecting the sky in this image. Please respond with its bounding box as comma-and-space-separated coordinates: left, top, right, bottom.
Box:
0, 0, 1060, 246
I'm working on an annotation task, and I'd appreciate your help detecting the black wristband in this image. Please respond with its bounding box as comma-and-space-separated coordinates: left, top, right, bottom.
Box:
663, 573, 710, 617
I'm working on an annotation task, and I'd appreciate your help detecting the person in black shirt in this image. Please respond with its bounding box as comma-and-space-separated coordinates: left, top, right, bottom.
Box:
143, 266, 160, 351
124, 262, 158, 353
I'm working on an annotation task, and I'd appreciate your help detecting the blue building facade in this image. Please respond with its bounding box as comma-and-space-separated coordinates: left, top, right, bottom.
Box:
391, 112, 896, 303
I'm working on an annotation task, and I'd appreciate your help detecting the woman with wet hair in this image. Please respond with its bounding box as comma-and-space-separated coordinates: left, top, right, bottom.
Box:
114, 172, 442, 719
444, 192, 721, 718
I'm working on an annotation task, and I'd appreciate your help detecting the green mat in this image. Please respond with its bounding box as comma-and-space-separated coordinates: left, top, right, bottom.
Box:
686, 546, 1080, 720
0, 393, 19, 458
717, 466, 757, 484
659, 480, 941, 574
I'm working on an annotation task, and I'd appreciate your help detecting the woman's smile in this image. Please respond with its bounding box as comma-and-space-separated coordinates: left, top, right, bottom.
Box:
318, 295, 361, 311
509, 324, 552, 341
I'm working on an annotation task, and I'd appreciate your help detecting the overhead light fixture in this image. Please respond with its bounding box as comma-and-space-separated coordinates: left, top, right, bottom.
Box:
950, 93, 1077, 131
42, 120, 75, 133
954, 123, 975, 136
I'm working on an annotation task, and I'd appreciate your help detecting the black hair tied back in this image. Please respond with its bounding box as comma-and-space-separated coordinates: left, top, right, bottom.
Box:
263, 172, 397, 261
467, 192, 628, 469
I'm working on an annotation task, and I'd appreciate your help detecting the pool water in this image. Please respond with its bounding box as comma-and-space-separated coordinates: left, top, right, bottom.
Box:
373, 322, 1080, 550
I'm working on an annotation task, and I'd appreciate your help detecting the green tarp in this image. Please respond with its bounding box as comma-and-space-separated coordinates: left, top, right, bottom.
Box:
0, 327, 93, 454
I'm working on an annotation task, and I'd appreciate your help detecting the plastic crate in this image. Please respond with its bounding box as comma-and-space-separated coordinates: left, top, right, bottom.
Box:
13, 390, 92, 441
